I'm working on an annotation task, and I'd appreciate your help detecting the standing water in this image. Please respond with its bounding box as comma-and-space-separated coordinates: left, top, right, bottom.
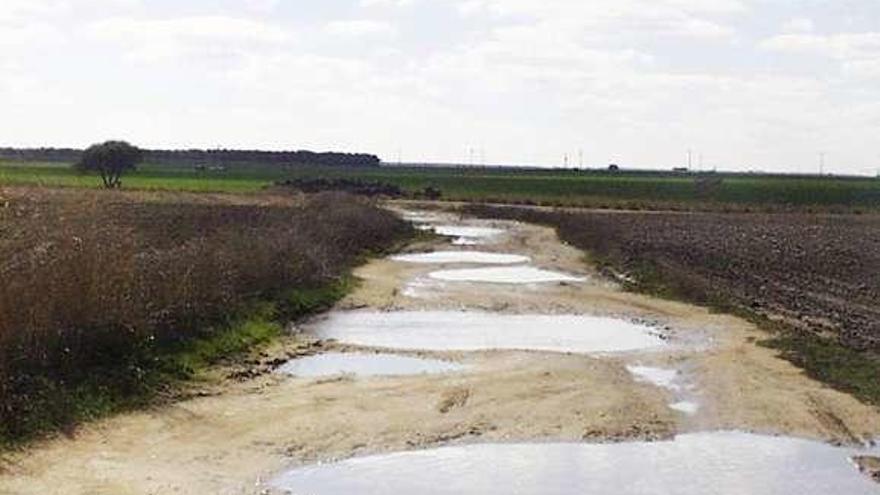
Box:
627, 364, 701, 415
419, 225, 506, 245
269, 432, 880, 495
391, 251, 530, 265
307, 311, 665, 354
428, 266, 585, 284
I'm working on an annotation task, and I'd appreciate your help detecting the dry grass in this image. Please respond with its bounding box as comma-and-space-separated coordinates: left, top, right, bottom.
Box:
0, 187, 409, 443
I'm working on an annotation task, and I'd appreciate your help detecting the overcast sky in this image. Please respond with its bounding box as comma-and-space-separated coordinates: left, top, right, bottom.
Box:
3, 0, 880, 173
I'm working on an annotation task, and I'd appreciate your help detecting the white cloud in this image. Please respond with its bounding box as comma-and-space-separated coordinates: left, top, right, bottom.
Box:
452, 0, 740, 42
452, 0, 747, 20
359, 0, 414, 7
760, 32, 880, 80
89, 16, 290, 44
781, 17, 814, 34
241, 0, 279, 13
0, 22, 64, 47
87, 16, 292, 63
0, 0, 140, 22
324, 20, 397, 37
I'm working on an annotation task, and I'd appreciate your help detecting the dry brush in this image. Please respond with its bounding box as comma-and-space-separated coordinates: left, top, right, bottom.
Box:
0, 187, 409, 442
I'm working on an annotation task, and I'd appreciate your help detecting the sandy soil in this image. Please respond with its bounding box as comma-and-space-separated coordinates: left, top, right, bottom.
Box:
2, 205, 879, 494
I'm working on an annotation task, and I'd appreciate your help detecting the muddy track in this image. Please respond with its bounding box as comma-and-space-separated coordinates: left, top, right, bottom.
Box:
1, 205, 879, 494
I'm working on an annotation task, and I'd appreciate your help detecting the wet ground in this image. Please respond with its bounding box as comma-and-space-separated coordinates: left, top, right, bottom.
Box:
3, 204, 880, 494
270, 432, 880, 494
277, 352, 465, 378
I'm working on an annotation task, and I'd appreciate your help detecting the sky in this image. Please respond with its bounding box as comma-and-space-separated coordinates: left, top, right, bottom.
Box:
2, 0, 880, 174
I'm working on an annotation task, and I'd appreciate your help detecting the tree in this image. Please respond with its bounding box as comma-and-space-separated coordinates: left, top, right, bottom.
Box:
74, 141, 143, 189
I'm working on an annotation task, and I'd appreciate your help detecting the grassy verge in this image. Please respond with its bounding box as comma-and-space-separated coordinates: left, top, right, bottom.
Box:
161, 281, 352, 381
763, 332, 880, 405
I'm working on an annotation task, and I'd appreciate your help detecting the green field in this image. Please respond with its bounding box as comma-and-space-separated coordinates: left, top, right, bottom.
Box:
2, 160, 879, 210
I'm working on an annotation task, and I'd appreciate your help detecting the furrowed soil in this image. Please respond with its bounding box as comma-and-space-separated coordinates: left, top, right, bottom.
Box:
461, 203, 880, 404
1, 203, 879, 494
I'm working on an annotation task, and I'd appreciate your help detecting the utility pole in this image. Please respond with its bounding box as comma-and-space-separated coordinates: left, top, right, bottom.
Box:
578, 148, 584, 168
564, 153, 569, 167
687, 149, 693, 170
819, 152, 826, 176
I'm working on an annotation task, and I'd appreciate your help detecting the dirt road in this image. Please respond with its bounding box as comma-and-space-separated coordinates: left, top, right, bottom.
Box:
2, 207, 879, 494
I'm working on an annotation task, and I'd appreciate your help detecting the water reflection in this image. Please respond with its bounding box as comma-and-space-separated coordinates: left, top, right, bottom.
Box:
308, 311, 665, 354
270, 432, 880, 495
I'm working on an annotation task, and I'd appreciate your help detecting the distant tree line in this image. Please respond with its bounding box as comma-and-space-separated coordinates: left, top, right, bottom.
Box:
0, 147, 381, 167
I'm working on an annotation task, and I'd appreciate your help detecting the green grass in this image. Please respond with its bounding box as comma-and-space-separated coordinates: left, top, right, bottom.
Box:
2, 160, 879, 209
763, 332, 880, 406
0, 162, 269, 192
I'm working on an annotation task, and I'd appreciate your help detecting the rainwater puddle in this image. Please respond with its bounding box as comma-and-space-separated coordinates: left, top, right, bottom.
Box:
307, 311, 665, 354
626, 365, 680, 390
399, 211, 449, 224
400, 277, 441, 298
391, 251, 530, 265
452, 237, 481, 246
420, 225, 505, 245
669, 401, 700, 415
276, 352, 464, 378
627, 365, 700, 415
269, 432, 880, 495
429, 266, 586, 284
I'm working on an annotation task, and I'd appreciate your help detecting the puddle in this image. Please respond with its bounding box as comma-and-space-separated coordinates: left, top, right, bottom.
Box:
399, 211, 449, 224
626, 365, 680, 390
452, 238, 478, 246
307, 311, 665, 354
627, 365, 700, 415
420, 225, 505, 245
669, 401, 700, 415
428, 266, 586, 284
391, 251, 530, 265
400, 277, 440, 299
277, 352, 464, 378
269, 432, 880, 494
429, 226, 505, 238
